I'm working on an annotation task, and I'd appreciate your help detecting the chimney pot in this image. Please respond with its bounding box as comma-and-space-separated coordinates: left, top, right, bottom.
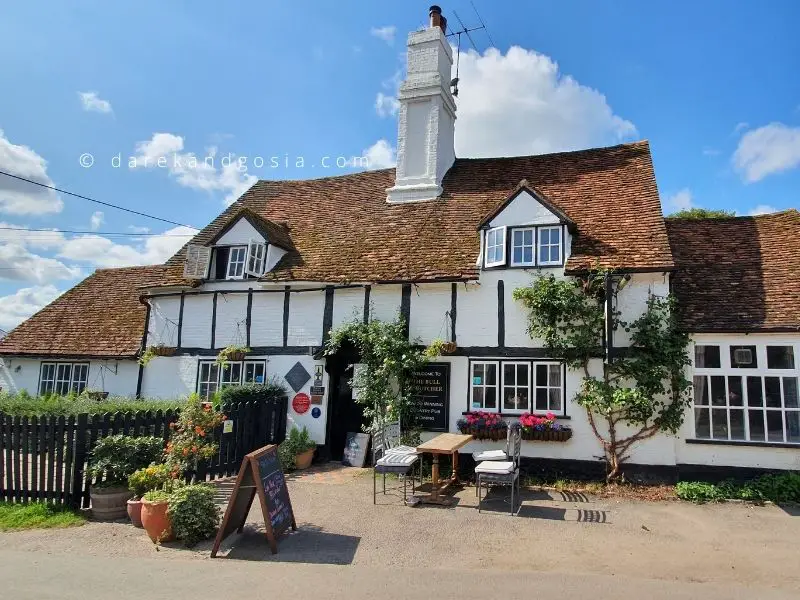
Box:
429, 5, 446, 33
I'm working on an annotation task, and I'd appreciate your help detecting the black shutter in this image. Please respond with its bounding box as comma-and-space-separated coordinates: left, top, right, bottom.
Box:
214, 247, 229, 280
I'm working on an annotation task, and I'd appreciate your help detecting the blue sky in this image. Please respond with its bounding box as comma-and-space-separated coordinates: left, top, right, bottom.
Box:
0, 0, 798, 330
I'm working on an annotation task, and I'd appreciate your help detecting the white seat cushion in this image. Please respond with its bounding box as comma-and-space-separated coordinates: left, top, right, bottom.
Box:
376, 452, 419, 467
475, 460, 514, 474
386, 445, 418, 455
472, 449, 507, 461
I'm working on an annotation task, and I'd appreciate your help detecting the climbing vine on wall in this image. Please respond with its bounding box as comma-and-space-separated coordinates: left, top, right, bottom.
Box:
513, 271, 692, 481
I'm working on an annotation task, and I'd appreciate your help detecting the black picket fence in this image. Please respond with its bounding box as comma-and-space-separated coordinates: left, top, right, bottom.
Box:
0, 398, 288, 509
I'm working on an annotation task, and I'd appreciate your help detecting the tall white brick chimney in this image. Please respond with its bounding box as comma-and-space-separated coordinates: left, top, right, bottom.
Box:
386, 5, 456, 204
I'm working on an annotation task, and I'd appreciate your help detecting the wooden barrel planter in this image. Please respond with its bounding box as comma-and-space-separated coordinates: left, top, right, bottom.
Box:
521, 428, 573, 442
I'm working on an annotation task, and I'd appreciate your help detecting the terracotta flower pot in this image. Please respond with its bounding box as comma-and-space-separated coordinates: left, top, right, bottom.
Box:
141, 499, 174, 543
127, 498, 144, 527
295, 448, 315, 470
90, 486, 133, 521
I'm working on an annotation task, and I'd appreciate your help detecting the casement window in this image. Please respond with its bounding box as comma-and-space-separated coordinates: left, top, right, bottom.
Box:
246, 240, 266, 276
537, 226, 562, 266
226, 246, 248, 279
510, 228, 535, 267
693, 343, 800, 443
470, 359, 565, 415
484, 227, 506, 267
197, 359, 267, 399
39, 362, 89, 396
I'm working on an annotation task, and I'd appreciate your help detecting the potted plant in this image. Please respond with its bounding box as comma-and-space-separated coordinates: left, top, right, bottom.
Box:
139, 344, 177, 366
141, 489, 175, 543
287, 426, 316, 470
169, 484, 220, 546
216, 345, 250, 366
88, 435, 165, 521
128, 463, 172, 527
164, 395, 226, 476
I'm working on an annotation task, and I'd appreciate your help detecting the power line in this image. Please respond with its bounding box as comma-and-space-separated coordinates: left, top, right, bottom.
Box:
0, 170, 200, 231
0, 226, 193, 237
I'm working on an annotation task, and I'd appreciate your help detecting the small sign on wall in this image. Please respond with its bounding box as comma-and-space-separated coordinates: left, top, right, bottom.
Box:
292, 393, 311, 415
223, 420, 234, 434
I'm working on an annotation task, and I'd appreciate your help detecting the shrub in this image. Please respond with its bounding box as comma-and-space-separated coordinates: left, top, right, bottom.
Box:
286, 426, 316, 454
168, 484, 220, 546
0, 392, 184, 417
676, 481, 726, 503
88, 435, 164, 487
165, 395, 225, 474
277, 442, 296, 472
218, 379, 287, 407
128, 464, 172, 499
677, 473, 800, 504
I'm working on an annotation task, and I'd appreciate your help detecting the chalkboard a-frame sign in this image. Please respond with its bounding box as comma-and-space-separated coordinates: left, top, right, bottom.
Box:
211, 445, 296, 557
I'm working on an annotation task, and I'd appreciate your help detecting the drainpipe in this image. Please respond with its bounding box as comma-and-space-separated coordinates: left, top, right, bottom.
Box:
135, 295, 151, 398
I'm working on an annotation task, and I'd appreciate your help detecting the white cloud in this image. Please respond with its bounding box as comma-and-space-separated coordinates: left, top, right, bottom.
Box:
733, 122, 749, 135
130, 133, 257, 205
0, 284, 62, 331
453, 46, 637, 157
0, 243, 82, 283
89, 211, 104, 231
0, 129, 63, 215
0, 222, 65, 250
749, 204, 778, 216
128, 225, 151, 234
57, 225, 195, 268
375, 92, 400, 118
361, 140, 396, 170
733, 122, 800, 183
370, 25, 396, 45
78, 91, 112, 114
664, 188, 694, 212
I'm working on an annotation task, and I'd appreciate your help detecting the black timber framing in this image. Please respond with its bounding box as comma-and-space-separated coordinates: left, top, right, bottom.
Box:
135, 301, 151, 398
497, 279, 505, 347
400, 284, 411, 338
282, 286, 290, 347
176, 292, 185, 349
245, 289, 253, 347
363, 285, 371, 324
322, 286, 334, 345
450, 282, 457, 343
210, 291, 218, 349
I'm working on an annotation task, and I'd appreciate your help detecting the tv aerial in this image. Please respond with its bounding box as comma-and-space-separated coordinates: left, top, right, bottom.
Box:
446, 1, 495, 97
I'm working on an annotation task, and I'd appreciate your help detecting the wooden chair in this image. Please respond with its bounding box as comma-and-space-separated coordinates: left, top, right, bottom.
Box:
372, 421, 420, 504
475, 428, 522, 515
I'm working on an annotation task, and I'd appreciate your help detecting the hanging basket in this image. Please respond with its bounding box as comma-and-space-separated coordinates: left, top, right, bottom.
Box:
86, 391, 109, 401
441, 341, 457, 354
521, 428, 573, 442
151, 345, 177, 357
226, 351, 247, 362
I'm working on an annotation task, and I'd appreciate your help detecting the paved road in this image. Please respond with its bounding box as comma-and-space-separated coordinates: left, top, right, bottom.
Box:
0, 549, 794, 600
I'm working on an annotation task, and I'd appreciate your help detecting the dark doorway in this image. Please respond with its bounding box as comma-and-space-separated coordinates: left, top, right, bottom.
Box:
325, 362, 366, 461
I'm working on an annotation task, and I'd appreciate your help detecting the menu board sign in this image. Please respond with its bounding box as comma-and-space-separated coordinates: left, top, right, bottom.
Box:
408, 363, 450, 432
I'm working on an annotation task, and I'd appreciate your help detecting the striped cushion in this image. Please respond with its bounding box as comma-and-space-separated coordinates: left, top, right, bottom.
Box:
376, 452, 419, 467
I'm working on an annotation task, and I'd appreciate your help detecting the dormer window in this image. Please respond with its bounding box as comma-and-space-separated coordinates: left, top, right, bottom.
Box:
538, 226, 562, 266
226, 246, 247, 279
510, 228, 535, 266
485, 226, 506, 267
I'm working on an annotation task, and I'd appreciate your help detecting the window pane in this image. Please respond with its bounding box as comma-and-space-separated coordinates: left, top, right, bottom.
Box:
535, 388, 548, 411
549, 246, 559, 263
484, 387, 496, 409
550, 228, 560, 243
786, 412, 800, 443
694, 408, 710, 438
712, 409, 728, 439
540, 229, 549, 244
746, 377, 763, 406
548, 364, 561, 387
729, 410, 745, 440
522, 247, 533, 263
727, 376, 743, 406
548, 388, 562, 411
503, 363, 515, 386
766, 411, 784, 442
695, 345, 721, 368
472, 387, 484, 409
55, 364, 72, 395
485, 364, 497, 386
748, 410, 765, 441
536, 364, 548, 384
244, 362, 265, 384
512, 247, 522, 264
693, 376, 708, 406
524, 229, 533, 244
710, 376, 726, 406
730, 345, 757, 368
767, 346, 795, 369
765, 377, 782, 408
72, 365, 89, 394
784, 377, 798, 408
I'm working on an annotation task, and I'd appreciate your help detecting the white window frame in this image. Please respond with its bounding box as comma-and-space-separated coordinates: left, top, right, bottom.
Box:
39, 362, 89, 396
484, 226, 507, 268
510, 227, 536, 267
183, 244, 211, 279
245, 239, 267, 277
198, 359, 268, 398
501, 361, 531, 414
537, 226, 563, 266
533, 362, 563, 413
693, 342, 800, 444
470, 361, 499, 411
226, 246, 248, 280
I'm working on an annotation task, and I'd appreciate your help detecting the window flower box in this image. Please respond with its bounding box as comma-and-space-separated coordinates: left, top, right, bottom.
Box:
518, 412, 572, 442
457, 411, 508, 441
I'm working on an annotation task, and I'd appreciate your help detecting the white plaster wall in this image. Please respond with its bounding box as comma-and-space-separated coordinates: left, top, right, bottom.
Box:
140, 356, 198, 399
148, 296, 181, 347
614, 273, 671, 347
271, 355, 329, 444
409, 283, 451, 344
250, 292, 284, 346
488, 190, 561, 227
181, 295, 213, 348
216, 218, 264, 246
214, 293, 248, 349
0, 358, 139, 397
369, 285, 402, 323
456, 280, 497, 347
265, 245, 287, 272
287, 290, 324, 347
333, 287, 365, 329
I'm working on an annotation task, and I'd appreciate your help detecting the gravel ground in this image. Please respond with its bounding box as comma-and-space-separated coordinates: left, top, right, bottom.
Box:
2, 467, 799, 592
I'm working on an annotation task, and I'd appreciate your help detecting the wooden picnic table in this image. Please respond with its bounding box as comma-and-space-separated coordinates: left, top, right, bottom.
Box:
416, 433, 473, 505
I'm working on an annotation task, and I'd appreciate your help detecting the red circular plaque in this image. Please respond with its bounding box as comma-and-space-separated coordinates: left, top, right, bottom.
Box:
292, 393, 311, 414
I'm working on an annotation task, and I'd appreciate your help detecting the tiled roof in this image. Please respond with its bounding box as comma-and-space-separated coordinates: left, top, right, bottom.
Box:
666, 210, 800, 332
159, 140, 674, 286
0, 266, 165, 358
